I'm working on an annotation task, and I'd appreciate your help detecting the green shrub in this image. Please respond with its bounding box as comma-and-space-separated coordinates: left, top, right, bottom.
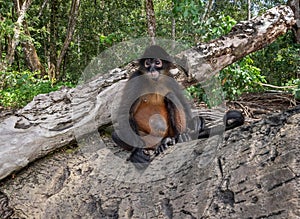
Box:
220, 56, 266, 100
186, 56, 267, 105
285, 78, 300, 101
0, 70, 75, 108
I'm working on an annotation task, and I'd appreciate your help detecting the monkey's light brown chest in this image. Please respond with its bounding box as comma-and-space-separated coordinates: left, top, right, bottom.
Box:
133, 93, 171, 148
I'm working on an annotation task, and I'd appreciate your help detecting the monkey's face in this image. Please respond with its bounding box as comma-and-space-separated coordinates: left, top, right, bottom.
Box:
143, 58, 163, 80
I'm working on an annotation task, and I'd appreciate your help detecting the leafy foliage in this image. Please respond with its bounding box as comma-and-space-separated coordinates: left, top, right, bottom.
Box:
200, 15, 237, 42
220, 57, 267, 100
285, 78, 300, 100
186, 84, 205, 102
0, 70, 74, 108
251, 32, 300, 86
170, 0, 237, 43
186, 56, 267, 106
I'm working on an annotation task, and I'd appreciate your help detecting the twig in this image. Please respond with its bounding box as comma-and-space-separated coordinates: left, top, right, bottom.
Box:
257, 82, 297, 90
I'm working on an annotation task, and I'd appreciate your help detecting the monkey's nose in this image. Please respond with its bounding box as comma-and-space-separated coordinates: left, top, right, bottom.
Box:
149, 71, 159, 79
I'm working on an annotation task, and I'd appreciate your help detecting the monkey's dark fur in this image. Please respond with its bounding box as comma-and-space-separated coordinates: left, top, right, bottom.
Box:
112, 45, 244, 168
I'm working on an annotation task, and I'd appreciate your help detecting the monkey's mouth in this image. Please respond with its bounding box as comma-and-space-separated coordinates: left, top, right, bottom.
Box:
149, 71, 160, 80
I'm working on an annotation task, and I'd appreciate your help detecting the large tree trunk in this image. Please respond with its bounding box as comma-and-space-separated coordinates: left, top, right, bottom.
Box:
1, 104, 299, 218
0, 4, 295, 181
0, 5, 298, 218
21, 21, 46, 76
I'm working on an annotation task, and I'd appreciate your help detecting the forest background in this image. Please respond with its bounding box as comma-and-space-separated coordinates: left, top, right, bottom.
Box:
0, 0, 299, 108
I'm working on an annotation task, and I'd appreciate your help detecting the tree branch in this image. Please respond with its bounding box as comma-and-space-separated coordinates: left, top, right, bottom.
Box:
177, 5, 295, 84
56, 0, 81, 79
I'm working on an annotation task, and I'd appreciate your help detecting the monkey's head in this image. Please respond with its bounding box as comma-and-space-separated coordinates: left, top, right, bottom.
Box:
138, 45, 173, 80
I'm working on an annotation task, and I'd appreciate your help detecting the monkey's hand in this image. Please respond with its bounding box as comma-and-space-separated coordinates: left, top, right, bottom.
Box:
177, 121, 205, 142
154, 132, 193, 156
154, 137, 176, 156
177, 132, 192, 143
128, 148, 151, 169
188, 116, 205, 139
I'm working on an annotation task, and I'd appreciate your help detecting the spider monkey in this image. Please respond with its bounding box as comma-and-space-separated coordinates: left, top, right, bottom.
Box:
112, 45, 244, 168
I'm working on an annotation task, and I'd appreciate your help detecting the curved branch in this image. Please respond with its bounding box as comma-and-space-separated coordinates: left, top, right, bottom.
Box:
177, 5, 296, 83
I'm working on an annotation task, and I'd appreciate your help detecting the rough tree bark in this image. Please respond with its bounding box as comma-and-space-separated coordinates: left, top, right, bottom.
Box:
288, 0, 300, 43
21, 21, 46, 76
0, 5, 298, 218
1, 106, 299, 218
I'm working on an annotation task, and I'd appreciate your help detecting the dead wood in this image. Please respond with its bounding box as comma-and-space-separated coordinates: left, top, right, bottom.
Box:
0, 5, 296, 187
0, 105, 299, 218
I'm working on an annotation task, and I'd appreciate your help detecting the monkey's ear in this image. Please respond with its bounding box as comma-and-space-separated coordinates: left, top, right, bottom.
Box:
168, 62, 189, 78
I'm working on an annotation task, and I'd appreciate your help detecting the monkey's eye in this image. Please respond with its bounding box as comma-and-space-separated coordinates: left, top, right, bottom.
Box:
155, 59, 162, 68
144, 59, 151, 68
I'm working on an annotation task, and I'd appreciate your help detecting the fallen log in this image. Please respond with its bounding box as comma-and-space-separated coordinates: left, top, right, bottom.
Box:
0, 5, 296, 181
0, 105, 299, 218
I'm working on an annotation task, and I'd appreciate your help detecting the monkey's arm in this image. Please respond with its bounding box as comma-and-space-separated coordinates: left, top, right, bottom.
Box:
113, 96, 153, 168
112, 96, 145, 149
113, 110, 151, 168
165, 92, 187, 138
